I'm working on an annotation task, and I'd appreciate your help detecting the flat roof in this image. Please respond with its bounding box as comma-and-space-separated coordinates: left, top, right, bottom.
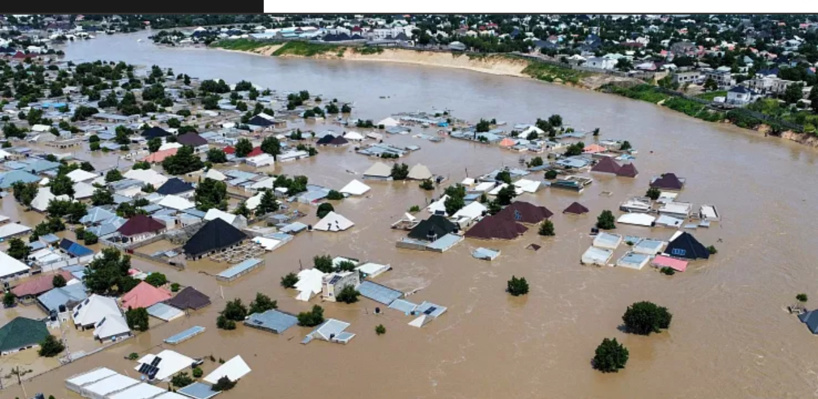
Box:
244, 309, 298, 334
165, 326, 206, 345
177, 382, 220, 399
217, 258, 263, 280
358, 281, 403, 305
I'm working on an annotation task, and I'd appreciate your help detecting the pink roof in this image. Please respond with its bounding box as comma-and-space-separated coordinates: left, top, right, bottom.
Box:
142, 148, 178, 163
120, 281, 172, 310
583, 144, 607, 154
11, 271, 74, 297
499, 138, 516, 147
651, 255, 688, 272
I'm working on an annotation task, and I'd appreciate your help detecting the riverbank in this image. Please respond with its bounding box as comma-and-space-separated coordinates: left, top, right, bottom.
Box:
210, 40, 639, 90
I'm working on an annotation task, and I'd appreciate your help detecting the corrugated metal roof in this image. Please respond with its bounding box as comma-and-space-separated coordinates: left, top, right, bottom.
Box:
357, 281, 403, 305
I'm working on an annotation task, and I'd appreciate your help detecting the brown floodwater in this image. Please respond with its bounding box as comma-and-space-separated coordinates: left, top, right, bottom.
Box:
3, 31, 818, 399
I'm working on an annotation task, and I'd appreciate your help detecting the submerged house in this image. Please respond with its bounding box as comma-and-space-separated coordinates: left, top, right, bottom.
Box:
650, 173, 685, 190
665, 232, 710, 260
495, 201, 553, 224
302, 319, 355, 345
316, 134, 349, 147
590, 157, 621, 174
0, 317, 49, 356
563, 202, 589, 215
117, 215, 167, 244
313, 211, 354, 232
465, 215, 528, 240
183, 218, 249, 259
156, 178, 195, 197
362, 162, 392, 180
408, 215, 459, 241
321, 271, 361, 302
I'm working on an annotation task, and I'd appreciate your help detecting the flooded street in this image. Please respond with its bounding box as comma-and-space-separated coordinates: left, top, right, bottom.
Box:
4, 31, 818, 398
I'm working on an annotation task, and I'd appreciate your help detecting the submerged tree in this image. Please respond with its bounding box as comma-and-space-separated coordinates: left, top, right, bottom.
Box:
125, 307, 150, 331
621, 301, 672, 335
297, 305, 325, 327
248, 293, 277, 314
596, 210, 616, 230
335, 285, 360, 304
592, 338, 629, 373
281, 272, 299, 289
538, 220, 555, 236
507, 276, 529, 296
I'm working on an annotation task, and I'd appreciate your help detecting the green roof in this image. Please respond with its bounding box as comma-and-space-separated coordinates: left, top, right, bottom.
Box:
0, 317, 49, 352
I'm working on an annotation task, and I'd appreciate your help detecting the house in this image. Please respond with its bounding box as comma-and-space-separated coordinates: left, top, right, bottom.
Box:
294, 268, 326, 301
584, 57, 616, 70
246, 153, 275, 167
124, 169, 169, 187
407, 164, 432, 180
203, 355, 251, 384
451, 201, 488, 226
71, 294, 122, 330
339, 179, 371, 196
313, 211, 355, 232
302, 319, 356, 344
650, 173, 685, 190
117, 215, 167, 243
37, 283, 88, 314
156, 178, 194, 197
158, 195, 195, 211
164, 286, 211, 310
665, 232, 710, 260
134, 349, 196, 381
175, 133, 208, 152
362, 161, 392, 180
408, 215, 459, 241
141, 126, 172, 139
617, 213, 656, 227
322, 271, 361, 302
183, 218, 248, 259
495, 201, 552, 224
617, 163, 639, 178
121, 281, 172, 311
591, 157, 621, 174
704, 69, 734, 88
672, 71, 703, 85
651, 254, 688, 272
244, 309, 298, 334
448, 41, 466, 51
93, 313, 131, 342
0, 170, 41, 189
11, 270, 74, 299
581, 246, 613, 265
0, 250, 31, 281
593, 232, 623, 250
203, 208, 247, 229
799, 310, 818, 334
0, 317, 49, 356
316, 134, 349, 147
726, 85, 756, 106
66, 169, 98, 183
563, 202, 589, 214
31, 187, 70, 212
464, 215, 527, 240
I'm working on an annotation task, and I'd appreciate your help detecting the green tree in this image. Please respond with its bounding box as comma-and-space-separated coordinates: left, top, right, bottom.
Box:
707, 245, 718, 254
622, 301, 672, 335
255, 189, 279, 216
91, 188, 114, 206
645, 187, 661, 200
336, 260, 356, 272
797, 293, 809, 303
147, 137, 162, 153
390, 163, 409, 180
221, 299, 248, 321
3, 292, 15, 307
171, 372, 194, 388
316, 202, 334, 219
564, 142, 585, 156
83, 247, 137, 295
616, 58, 633, 71
194, 178, 228, 211
596, 210, 616, 230
207, 148, 227, 163
507, 276, 529, 296
50, 174, 75, 198
212, 376, 237, 391
495, 170, 512, 184
375, 324, 386, 335
297, 305, 325, 327
527, 156, 544, 168
38, 335, 65, 357
313, 255, 334, 273
65, 201, 87, 224
496, 185, 517, 206
6, 238, 30, 260
260, 136, 281, 159
145, 272, 167, 287
12, 181, 38, 209
132, 161, 151, 170
335, 285, 360, 304
233, 201, 251, 218
703, 77, 718, 91
248, 293, 277, 314
538, 220, 555, 236
234, 138, 253, 157
419, 179, 435, 190
326, 190, 344, 200
281, 272, 299, 288
783, 83, 804, 104
444, 194, 465, 215
52, 274, 67, 288
548, 114, 563, 127
475, 119, 491, 132
80, 161, 95, 172
83, 230, 99, 245
162, 145, 204, 175
619, 140, 632, 151
593, 338, 629, 373
192, 367, 203, 378
216, 316, 236, 330
125, 307, 150, 331
105, 169, 123, 182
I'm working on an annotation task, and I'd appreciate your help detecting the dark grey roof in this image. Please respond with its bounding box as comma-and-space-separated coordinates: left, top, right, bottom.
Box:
183, 218, 248, 257
800, 310, 818, 334
157, 178, 194, 196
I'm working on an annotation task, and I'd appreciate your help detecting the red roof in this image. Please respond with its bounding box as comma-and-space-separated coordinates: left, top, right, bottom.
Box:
223, 146, 235, 154
563, 202, 589, 215
117, 215, 166, 236
246, 147, 263, 157
11, 271, 73, 297
121, 281, 172, 310
495, 201, 553, 224
651, 255, 688, 272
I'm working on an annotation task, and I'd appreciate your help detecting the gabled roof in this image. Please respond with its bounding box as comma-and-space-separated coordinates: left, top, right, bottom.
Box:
203, 355, 251, 384
407, 164, 432, 180
464, 215, 528, 240
317, 134, 349, 146
339, 179, 370, 196
72, 294, 121, 327
176, 133, 207, 147
158, 195, 195, 211
800, 310, 818, 334
157, 178, 194, 195
183, 218, 248, 256
247, 115, 273, 126
164, 286, 211, 310
142, 148, 178, 163
93, 313, 130, 340
37, 283, 88, 313
563, 201, 589, 214
121, 281, 172, 310
66, 169, 98, 183
0, 317, 49, 352
117, 215, 166, 236
495, 201, 553, 224
408, 215, 458, 240
666, 232, 709, 260
11, 270, 73, 297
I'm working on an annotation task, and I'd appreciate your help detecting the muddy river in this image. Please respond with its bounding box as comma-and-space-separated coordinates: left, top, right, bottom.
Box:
3, 30, 818, 399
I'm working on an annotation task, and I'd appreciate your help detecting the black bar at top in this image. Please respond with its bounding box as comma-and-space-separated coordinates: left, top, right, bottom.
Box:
0, 0, 264, 14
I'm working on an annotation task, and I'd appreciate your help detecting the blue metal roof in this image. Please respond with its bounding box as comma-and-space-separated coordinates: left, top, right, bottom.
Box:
244, 309, 298, 334
0, 170, 41, 188
358, 281, 403, 305
388, 299, 418, 314
164, 326, 206, 345
37, 283, 87, 313
177, 382, 219, 399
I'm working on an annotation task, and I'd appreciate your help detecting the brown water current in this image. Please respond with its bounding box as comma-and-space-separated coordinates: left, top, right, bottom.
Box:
2, 31, 818, 398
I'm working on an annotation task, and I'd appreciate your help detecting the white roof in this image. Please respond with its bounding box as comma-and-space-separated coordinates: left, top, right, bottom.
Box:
366, 132, 383, 140
66, 169, 98, 183
66, 367, 118, 389
659, 201, 692, 215
377, 117, 400, 127
593, 232, 623, 250
363, 162, 391, 177
521, 125, 544, 136
73, 182, 96, 199
31, 187, 70, 212
108, 382, 166, 399
0, 222, 31, 240
72, 294, 121, 327
246, 153, 275, 166
0, 149, 11, 159
313, 211, 354, 232
125, 169, 169, 187
158, 142, 183, 151
204, 208, 237, 224
343, 131, 364, 140
488, 183, 523, 196
94, 313, 130, 340
461, 177, 475, 186
513, 179, 541, 193
253, 236, 282, 251
295, 269, 325, 301
246, 192, 264, 210
249, 177, 275, 191
581, 246, 613, 265
452, 201, 487, 220
408, 314, 432, 328
656, 214, 684, 227
204, 168, 227, 181
0, 250, 30, 278
355, 262, 390, 278
473, 182, 495, 192
135, 350, 195, 381
339, 179, 370, 196
82, 374, 140, 398
407, 164, 432, 180
426, 194, 449, 215
617, 213, 656, 227
203, 355, 251, 384
159, 195, 195, 211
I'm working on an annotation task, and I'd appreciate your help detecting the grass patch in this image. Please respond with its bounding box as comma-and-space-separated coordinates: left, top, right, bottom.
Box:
211, 39, 272, 51
695, 90, 727, 101
663, 97, 724, 122
352, 46, 384, 55
521, 59, 588, 85
602, 84, 671, 103
272, 41, 343, 57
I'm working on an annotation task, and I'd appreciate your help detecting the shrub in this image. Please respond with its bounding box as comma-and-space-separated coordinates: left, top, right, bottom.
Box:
507, 276, 529, 296
128, 352, 139, 360
622, 301, 672, 335
52, 274, 67, 288
171, 372, 194, 388
38, 335, 65, 357
596, 210, 616, 230
660, 267, 676, 276
375, 324, 386, 335
797, 293, 809, 303
297, 305, 325, 327
326, 190, 344, 200
212, 376, 237, 391
192, 367, 203, 378
145, 272, 167, 287
281, 272, 299, 289
646, 187, 660, 200
216, 316, 236, 330
592, 338, 629, 373
538, 220, 555, 236
170, 283, 180, 292
408, 205, 421, 213
544, 170, 558, 180
335, 285, 360, 304
707, 245, 718, 254
3, 292, 15, 307
419, 179, 435, 190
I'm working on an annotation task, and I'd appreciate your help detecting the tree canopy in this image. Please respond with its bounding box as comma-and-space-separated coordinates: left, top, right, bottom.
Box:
596, 210, 616, 230
194, 178, 228, 211
621, 301, 672, 335
83, 247, 138, 295
593, 338, 629, 373
297, 305, 325, 327
162, 145, 204, 175
507, 276, 529, 296
249, 293, 278, 314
